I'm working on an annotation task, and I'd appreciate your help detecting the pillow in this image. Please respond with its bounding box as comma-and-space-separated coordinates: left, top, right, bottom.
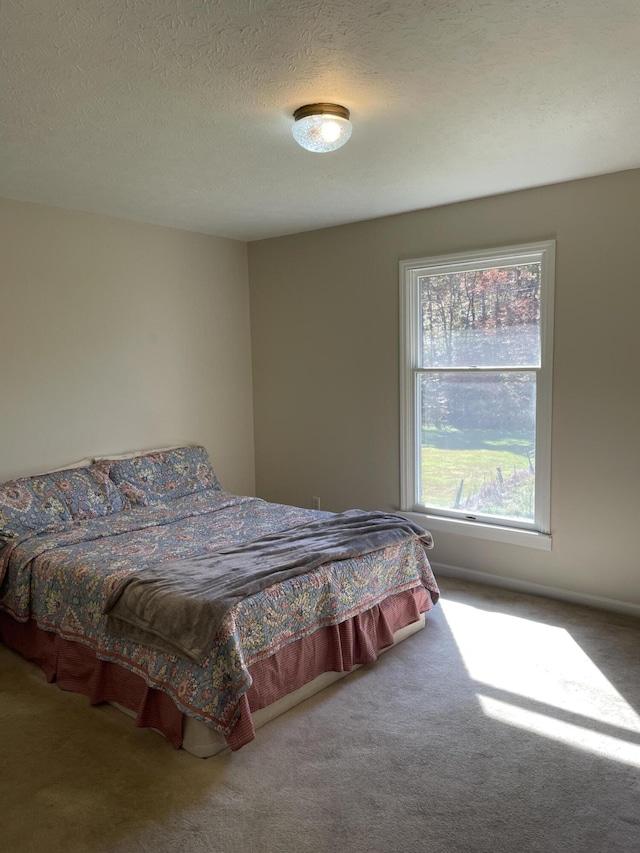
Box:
47, 463, 129, 521
109, 446, 220, 506
0, 475, 72, 544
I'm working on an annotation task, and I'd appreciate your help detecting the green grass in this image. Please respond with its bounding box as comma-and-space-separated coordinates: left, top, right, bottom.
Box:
421, 427, 534, 518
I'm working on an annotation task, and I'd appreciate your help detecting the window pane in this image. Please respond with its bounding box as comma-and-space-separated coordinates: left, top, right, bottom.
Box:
420, 264, 541, 368
419, 372, 536, 521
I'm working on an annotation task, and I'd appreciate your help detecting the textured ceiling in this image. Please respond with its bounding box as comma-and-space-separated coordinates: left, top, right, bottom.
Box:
1, 0, 639, 240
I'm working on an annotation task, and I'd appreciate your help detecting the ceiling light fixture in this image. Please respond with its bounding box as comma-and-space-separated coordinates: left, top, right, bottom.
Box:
292, 103, 352, 153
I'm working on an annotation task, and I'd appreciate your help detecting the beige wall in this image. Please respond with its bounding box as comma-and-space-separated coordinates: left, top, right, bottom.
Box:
249, 169, 640, 608
0, 197, 255, 495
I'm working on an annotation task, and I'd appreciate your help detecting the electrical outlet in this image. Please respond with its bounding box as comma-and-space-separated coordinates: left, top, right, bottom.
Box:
312, 496, 321, 510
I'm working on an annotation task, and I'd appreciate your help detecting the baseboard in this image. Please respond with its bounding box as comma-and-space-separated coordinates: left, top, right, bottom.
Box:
432, 561, 640, 619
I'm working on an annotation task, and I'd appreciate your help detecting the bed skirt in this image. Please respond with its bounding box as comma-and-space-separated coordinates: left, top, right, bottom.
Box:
0, 585, 432, 753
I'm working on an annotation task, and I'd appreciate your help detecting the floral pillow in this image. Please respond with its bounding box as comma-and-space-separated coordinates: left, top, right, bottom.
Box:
108, 446, 220, 506
0, 475, 72, 544
47, 462, 129, 521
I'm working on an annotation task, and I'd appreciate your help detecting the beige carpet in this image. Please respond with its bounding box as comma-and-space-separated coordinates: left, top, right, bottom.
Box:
1, 577, 639, 853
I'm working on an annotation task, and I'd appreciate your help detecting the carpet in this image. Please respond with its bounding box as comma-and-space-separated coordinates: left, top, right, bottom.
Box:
1, 577, 639, 853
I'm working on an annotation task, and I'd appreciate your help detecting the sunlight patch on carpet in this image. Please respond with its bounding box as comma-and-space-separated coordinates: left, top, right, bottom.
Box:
477, 694, 640, 768
441, 597, 640, 763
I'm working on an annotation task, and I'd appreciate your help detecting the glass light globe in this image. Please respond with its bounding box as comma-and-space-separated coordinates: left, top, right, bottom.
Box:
292, 106, 352, 153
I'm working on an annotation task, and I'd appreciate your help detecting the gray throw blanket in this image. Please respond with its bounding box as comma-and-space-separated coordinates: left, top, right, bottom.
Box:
103, 510, 434, 664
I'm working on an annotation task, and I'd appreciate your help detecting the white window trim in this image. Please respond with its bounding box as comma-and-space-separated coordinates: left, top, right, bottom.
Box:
399, 241, 555, 549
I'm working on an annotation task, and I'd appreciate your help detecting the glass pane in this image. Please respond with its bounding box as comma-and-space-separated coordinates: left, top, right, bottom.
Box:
419, 372, 536, 521
420, 263, 541, 368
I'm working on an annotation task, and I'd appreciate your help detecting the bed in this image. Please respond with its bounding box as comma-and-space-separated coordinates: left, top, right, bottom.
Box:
0, 446, 439, 756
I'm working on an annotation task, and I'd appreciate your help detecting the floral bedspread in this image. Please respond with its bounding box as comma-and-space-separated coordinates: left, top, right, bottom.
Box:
0, 490, 439, 735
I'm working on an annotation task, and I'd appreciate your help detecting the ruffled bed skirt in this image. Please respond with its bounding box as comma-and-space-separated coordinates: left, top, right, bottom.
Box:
0, 585, 432, 752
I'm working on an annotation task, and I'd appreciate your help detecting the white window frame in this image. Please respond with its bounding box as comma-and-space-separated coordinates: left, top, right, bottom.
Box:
399, 241, 555, 550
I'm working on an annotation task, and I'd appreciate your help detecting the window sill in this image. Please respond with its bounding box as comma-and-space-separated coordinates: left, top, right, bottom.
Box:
400, 511, 552, 551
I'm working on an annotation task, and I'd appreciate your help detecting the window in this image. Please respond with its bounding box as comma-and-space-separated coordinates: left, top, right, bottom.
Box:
400, 241, 554, 547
